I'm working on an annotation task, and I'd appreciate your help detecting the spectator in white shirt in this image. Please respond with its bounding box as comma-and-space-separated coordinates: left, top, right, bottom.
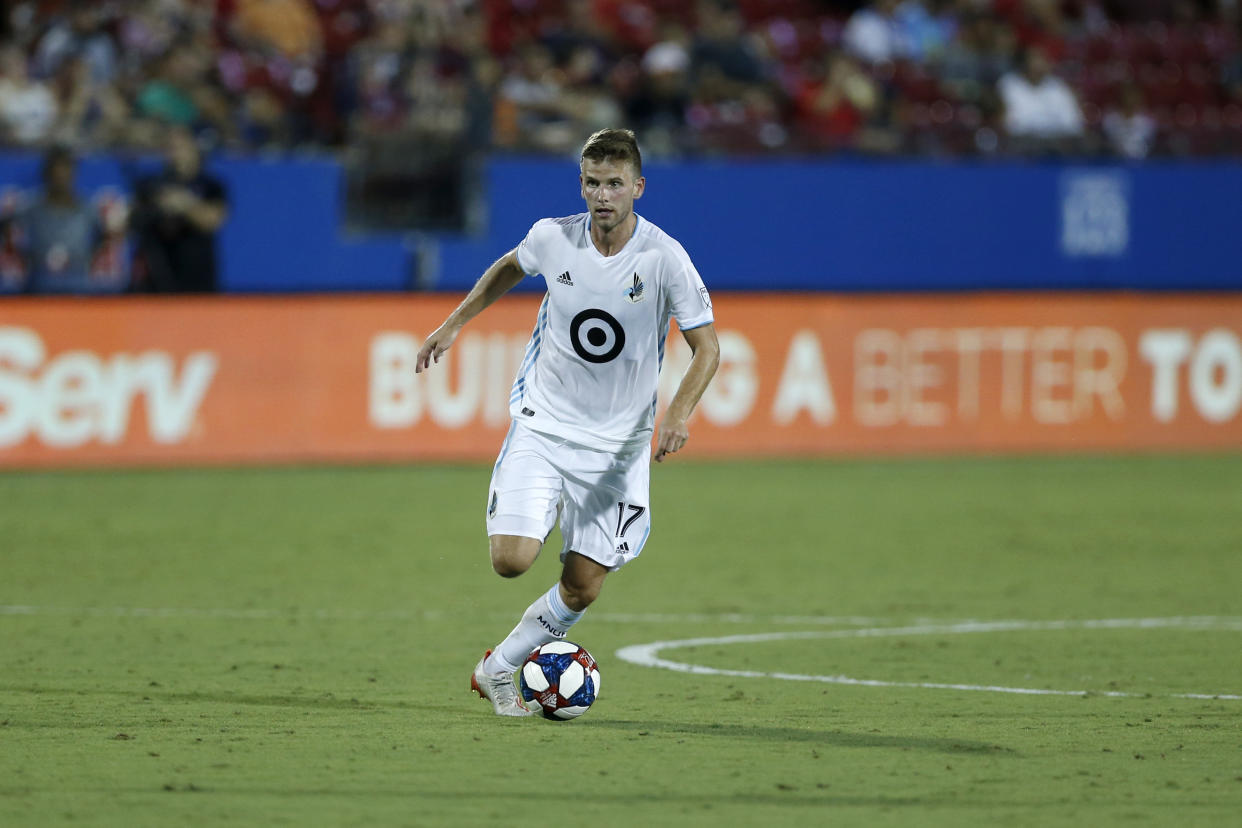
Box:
1102, 82, 1157, 159
997, 45, 1084, 151
0, 46, 58, 147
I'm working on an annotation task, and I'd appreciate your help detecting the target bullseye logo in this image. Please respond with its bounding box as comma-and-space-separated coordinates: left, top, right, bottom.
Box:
570, 309, 625, 364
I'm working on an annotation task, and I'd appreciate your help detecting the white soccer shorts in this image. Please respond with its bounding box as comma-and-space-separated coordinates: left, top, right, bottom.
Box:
485, 422, 651, 571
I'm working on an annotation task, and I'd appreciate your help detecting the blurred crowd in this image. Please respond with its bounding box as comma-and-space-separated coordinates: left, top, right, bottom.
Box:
1, 0, 1241, 161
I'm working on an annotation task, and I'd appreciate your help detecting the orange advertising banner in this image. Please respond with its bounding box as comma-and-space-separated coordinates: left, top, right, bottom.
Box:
1, 293, 1240, 468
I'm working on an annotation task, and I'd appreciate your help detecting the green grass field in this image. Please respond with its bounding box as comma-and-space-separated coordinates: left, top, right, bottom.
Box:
2, 455, 1240, 827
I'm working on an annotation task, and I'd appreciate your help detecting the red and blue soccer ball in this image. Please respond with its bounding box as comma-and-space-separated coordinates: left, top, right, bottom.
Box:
519, 641, 601, 721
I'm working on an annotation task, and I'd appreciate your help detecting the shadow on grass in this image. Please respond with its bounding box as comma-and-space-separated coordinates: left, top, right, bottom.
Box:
1, 685, 1017, 756
585, 718, 1018, 756
0, 684, 408, 712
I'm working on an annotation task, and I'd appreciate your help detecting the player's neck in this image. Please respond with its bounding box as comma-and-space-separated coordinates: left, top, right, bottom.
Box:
590, 213, 637, 257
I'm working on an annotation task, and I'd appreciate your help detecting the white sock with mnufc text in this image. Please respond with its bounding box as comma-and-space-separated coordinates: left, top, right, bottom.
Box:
485, 583, 584, 676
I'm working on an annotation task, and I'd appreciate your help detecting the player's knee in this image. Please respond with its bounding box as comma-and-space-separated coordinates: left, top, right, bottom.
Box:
491, 555, 527, 578
489, 536, 539, 578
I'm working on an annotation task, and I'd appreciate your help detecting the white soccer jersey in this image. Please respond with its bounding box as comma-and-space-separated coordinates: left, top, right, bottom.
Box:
511, 212, 713, 450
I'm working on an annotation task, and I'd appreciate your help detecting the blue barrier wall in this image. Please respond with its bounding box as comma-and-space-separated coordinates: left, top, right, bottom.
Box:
0, 153, 409, 292
435, 157, 1242, 292
4, 153, 1240, 292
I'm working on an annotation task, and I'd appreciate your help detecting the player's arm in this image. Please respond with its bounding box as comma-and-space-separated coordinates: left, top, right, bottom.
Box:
416, 248, 526, 372
655, 323, 720, 463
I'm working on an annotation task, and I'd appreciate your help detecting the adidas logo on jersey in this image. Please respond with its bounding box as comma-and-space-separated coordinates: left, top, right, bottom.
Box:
556, 271, 574, 286
616, 541, 630, 554
625, 272, 645, 303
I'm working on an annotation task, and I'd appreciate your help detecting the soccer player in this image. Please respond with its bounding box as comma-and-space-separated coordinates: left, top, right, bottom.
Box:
415, 128, 720, 717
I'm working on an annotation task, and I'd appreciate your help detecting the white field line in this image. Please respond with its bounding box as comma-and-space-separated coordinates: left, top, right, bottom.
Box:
5, 605, 1239, 699
615, 617, 1242, 701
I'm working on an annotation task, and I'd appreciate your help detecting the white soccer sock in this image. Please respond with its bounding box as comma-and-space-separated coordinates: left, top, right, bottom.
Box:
485, 583, 585, 675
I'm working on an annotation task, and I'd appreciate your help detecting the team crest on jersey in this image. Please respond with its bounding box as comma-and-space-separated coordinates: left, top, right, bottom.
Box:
625, 272, 645, 303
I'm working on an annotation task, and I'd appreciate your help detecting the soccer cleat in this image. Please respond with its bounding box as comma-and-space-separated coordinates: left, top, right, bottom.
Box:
471, 650, 533, 717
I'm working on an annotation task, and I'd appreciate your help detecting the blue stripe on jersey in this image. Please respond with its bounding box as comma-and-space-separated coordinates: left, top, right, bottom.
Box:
510, 334, 537, 401
651, 320, 670, 418
510, 295, 549, 404
678, 319, 713, 331
632, 520, 652, 558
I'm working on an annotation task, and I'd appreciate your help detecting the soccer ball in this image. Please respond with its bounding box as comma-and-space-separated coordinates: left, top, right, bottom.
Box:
519, 641, 601, 721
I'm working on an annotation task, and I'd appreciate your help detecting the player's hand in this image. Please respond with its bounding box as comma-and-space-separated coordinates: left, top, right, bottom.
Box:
654, 417, 689, 463
416, 323, 461, 373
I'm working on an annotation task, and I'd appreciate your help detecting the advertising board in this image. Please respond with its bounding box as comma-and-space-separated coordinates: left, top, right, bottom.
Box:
2, 294, 1239, 468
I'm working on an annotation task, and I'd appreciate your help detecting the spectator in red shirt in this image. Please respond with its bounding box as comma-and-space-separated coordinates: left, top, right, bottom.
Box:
794, 51, 881, 150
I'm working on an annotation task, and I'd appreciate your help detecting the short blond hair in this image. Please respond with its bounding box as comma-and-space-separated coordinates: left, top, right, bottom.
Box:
580, 128, 642, 176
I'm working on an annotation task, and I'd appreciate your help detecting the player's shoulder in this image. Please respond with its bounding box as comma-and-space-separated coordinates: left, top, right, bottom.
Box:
528, 213, 589, 240
635, 215, 695, 269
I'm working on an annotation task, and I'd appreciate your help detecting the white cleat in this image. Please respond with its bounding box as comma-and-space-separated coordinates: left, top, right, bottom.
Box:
470, 650, 533, 717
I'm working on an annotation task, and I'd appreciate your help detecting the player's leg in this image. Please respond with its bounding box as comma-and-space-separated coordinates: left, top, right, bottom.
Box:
559, 550, 609, 611
478, 551, 605, 702
473, 434, 648, 716
473, 425, 563, 715
480, 435, 627, 677
484, 571, 591, 676
483, 424, 562, 578
515, 438, 650, 641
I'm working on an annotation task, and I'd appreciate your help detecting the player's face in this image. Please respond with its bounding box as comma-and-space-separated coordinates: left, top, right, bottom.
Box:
580, 158, 644, 235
